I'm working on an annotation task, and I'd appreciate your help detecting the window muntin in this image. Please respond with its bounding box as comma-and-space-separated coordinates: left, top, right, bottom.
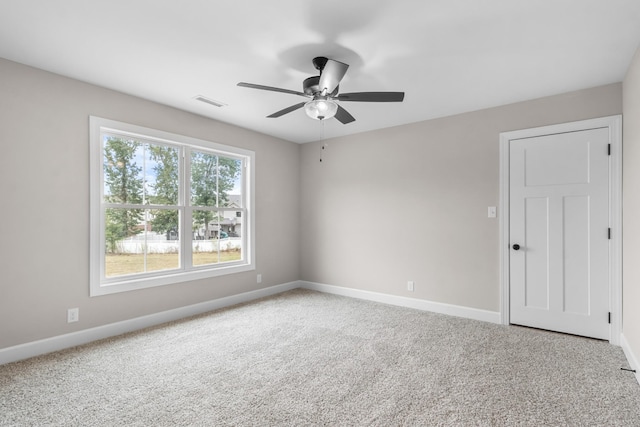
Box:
90, 117, 254, 296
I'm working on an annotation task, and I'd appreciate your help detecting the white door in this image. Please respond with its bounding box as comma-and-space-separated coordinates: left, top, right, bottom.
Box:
509, 127, 610, 340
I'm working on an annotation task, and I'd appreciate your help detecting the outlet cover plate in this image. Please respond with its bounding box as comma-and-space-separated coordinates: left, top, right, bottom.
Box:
67, 308, 79, 323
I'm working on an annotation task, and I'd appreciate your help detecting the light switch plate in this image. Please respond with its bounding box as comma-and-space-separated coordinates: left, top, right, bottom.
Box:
488, 206, 497, 218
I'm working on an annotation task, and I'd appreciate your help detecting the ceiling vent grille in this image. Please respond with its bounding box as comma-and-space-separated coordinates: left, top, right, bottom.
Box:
194, 95, 227, 108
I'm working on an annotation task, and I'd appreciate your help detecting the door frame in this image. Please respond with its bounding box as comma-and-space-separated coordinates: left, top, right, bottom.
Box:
499, 115, 622, 345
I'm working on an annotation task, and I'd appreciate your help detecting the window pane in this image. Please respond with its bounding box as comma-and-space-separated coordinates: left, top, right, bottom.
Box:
192, 209, 218, 266
104, 207, 144, 251
191, 209, 242, 266
220, 157, 243, 208
218, 231, 242, 262
190, 152, 242, 208
220, 209, 242, 239
103, 137, 145, 204
222, 224, 243, 263
105, 208, 180, 277
146, 144, 179, 205
146, 208, 180, 273
150, 208, 180, 242
191, 151, 219, 207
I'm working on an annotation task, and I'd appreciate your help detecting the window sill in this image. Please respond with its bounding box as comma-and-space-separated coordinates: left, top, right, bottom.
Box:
90, 263, 255, 297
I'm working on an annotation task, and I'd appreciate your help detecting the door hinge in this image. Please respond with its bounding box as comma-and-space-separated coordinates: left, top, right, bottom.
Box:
608, 312, 612, 324
608, 144, 611, 155
608, 228, 611, 239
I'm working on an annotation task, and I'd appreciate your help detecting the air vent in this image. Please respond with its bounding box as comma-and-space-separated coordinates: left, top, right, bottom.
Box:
194, 95, 227, 108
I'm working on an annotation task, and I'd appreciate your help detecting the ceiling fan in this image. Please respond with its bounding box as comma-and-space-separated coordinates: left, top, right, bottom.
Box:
237, 57, 405, 124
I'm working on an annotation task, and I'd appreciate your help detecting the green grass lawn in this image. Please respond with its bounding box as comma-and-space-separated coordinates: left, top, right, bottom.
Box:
106, 251, 242, 277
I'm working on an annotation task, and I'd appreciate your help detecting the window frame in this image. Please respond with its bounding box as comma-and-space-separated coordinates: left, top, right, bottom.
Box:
89, 116, 255, 296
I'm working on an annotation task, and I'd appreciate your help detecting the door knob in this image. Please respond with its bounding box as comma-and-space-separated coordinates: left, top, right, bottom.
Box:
512, 244, 520, 250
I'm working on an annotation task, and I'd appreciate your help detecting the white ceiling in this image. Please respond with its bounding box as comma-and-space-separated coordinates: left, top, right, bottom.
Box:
2, 1, 640, 143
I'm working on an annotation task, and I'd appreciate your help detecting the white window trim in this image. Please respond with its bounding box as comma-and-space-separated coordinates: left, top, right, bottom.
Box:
89, 116, 255, 296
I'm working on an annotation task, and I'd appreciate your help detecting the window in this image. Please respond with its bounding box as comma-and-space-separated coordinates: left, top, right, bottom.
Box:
90, 117, 255, 296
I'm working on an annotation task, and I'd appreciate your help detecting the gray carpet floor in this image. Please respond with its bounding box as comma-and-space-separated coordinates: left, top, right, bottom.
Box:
1, 289, 639, 426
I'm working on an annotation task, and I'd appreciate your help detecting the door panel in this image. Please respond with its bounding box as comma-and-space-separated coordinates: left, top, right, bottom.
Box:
510, 128, 609, 340
523, 197, 549, 310
524, 137, 590, 186
563, 195, 589, 315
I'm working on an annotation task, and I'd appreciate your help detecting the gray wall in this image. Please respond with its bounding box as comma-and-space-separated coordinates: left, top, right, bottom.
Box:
623, 44, 640, 364
0, 59, 301, 349
300, 84, 622, 312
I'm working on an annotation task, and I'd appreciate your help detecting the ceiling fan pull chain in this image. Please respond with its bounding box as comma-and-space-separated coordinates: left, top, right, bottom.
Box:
319, 121, 325, 163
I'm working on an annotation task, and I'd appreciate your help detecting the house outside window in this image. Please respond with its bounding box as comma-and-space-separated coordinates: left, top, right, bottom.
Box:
89, 117, 255, 296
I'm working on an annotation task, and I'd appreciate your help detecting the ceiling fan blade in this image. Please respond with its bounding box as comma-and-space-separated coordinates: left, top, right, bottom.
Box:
267, 102, 307, 118
318, 59, 349, 94
334, 105, 355, 124
237, 82, 308, 98
337, 92, 405, 102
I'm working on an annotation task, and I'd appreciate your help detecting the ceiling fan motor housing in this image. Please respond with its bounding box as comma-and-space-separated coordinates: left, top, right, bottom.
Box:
303, 76, 338, 97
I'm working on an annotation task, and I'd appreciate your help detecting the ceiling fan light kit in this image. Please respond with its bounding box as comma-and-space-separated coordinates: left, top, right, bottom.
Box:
304, 97, 338, 120
238, 56, 404, 124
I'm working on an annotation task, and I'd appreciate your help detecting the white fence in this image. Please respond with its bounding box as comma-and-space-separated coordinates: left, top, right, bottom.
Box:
117, 238, 241, 254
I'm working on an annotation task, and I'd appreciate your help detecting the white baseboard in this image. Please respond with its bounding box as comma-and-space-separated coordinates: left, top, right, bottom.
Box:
620, 333, 640, 386
300, 281, 501, 324
0, 280, 505, 366
0, 281, 301, 366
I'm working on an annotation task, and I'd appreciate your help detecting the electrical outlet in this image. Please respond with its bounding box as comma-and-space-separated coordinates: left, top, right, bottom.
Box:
67, 308, 79, 323
407, 281, 414, 292
257, 274, 262, 284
